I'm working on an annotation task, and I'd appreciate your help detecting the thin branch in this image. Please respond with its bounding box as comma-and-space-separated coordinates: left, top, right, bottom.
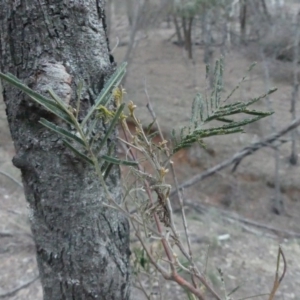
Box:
136, 228, 209, 300
237, 293, 270, 300
135, 274, 151, 300
145, 78, 195, 266
144, 79, 222, 300
0, 229, 33, 239
0, 231, 13, 238
134, 226, 171, 279
110, 37, 120, 54
171, 117, 300, 196
0, 170, 23, 188
268, 246, 287, 300
0, 275, 39, 298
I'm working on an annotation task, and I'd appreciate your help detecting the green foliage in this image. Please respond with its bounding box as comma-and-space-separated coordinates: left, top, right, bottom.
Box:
171, 58, 275, 153
132, 247, 151, 274
0, 73, 73, 125
0, 63, 137, 174
81, 62, 126, 126
0, 58, 274, 177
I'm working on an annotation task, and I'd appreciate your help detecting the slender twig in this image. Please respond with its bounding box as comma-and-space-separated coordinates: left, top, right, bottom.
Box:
0, 275, 39, 298
145, 79, 196, 268
120, 97, 222, 299
237, 293, 270, 300
0, 231, 13, 237
0, 229, 33, 239
144, 180, 175, 267
135, 224, 207, 300
134, 225, 171, 278
0, 170, 23, 187
144, 80, 222, 299
268, 246, 286, 300
135, 274, 151, 300
120, 109, 176, 267
110, 37, 120, 54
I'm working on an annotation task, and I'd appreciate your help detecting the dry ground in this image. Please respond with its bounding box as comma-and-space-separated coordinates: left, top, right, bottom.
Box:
1, 7, 300, 300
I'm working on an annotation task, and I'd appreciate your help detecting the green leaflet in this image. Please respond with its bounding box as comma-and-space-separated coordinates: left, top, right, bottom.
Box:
0, 72, 73, 125
81, 62, 127, 126
48, 88, 68, 110
227, 285, 241, 297
103, 163, 114, 180
62, 140, 94, 165
96, 103, 126, 151
1, 65, 134, 179
145, 118, 157, 135
75, 80, 84, 119
101, 144, 115, 179
39, 118, 86, 146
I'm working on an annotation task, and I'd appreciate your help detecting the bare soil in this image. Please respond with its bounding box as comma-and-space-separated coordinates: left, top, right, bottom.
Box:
1, 9, 300, 300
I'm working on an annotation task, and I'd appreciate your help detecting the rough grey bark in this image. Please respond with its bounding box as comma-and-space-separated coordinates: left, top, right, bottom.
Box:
0, 1, 130, 300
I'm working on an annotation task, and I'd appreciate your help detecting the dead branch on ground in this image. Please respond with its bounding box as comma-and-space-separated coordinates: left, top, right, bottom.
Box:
0, 275, 39, 298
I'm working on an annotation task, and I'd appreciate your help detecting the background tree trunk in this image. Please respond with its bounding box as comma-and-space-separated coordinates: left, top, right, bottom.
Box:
182, 16, 194, 60
240, 0, 247, 44
289, 12, 300, 165
0, 1, 130, 300
173, 14, 183, 46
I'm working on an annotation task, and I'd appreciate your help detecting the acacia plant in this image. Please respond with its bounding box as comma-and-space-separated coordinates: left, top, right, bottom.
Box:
1, 57, 286, 299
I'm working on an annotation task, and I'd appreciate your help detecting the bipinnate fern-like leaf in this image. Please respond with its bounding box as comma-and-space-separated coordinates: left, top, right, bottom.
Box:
171, 59, 276, 153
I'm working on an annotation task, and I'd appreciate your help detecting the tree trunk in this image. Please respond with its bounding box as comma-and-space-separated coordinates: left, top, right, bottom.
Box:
126, 0, 135, 26
173, 15, 183, 46
240, 0, 247, 44
0, 1, 131, 300
289, 13, 300, 165
182, 16, 193, 60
